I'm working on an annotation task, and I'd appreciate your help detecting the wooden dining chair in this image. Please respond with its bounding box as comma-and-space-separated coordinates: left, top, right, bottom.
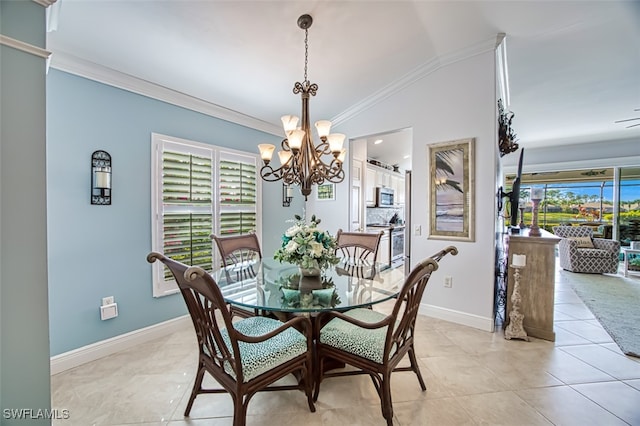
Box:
211, 232, 262, 268
146, 252, 315, 426
335, 229, 383, 263
211, 232, 263, 318
313, 246, 458, 426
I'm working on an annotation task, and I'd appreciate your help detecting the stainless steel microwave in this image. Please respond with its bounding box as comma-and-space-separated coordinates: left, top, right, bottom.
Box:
375, 187, 395, 207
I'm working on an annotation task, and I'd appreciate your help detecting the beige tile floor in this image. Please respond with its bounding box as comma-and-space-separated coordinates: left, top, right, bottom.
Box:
51, 267, 640, 425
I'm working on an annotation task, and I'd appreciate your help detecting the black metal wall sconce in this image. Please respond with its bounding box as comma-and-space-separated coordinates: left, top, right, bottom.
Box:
282, 183, 293, 207
91, 150, 112, 205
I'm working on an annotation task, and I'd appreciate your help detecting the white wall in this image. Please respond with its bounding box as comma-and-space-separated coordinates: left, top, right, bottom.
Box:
309, 51, 498, 330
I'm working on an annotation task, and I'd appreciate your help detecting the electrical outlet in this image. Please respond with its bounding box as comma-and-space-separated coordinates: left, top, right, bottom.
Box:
102, 296, 114, 306
444, 276, 453, 288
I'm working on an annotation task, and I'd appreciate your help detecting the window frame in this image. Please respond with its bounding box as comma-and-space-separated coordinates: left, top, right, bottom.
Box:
151, 133, 262, 297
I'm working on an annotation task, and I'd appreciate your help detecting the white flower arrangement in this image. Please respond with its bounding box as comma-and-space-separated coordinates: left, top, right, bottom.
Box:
274, 214, 339, 270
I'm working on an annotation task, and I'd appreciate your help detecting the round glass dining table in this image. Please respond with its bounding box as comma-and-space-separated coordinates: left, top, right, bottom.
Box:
210, 257, 407, 314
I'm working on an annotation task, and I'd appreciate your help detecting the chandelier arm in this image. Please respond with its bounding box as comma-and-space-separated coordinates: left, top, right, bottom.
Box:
259, 164, 290, 182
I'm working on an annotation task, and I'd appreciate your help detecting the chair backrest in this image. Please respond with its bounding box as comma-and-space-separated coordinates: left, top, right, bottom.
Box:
384, 246, 458, 358
553, 225, 592, 239
146, 252, 245, 382
211, 232, 262, 268
335, 229, 383, 262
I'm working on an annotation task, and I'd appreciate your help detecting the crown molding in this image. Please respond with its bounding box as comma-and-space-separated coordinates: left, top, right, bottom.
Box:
332, 36, 497, 127
0, 35, 51, 59
32, 0, 58, 7
49, 51, 283, 136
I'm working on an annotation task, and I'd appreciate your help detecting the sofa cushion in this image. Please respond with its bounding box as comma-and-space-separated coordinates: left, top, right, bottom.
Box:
569, 236, 594, 248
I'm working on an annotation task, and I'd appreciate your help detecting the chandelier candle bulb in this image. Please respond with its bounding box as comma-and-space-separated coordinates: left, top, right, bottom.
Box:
281, 115, 299, 132
258, 144, 275, 162
288, 130, 305, 150
328, 133, 345, 153
512, 254, 526, 267
315, 120, 332, 139
278, 150, 292, 166
337, 148, 347, 163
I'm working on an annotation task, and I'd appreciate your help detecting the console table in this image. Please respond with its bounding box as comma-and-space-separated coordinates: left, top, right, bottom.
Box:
505, 229, 560, 341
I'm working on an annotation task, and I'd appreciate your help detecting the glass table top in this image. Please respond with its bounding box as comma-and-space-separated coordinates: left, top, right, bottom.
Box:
210, 258, 406, 313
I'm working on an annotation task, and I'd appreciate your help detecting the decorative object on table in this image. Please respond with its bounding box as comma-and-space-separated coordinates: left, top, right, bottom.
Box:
278, 273, 340, 309
497, 98, 519, 157
518, 201, 526, 229
428, 138, 475, 242
274, 214, 339, 275
257, 14, 346, 201
91, 150, 111, 205
505, 254, 529, 341
528, 187, 544, 237
282, 183, 293, 207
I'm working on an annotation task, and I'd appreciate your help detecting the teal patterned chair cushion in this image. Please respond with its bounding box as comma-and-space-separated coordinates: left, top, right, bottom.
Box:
217, 316, 308, 382
319, 308, 391, 364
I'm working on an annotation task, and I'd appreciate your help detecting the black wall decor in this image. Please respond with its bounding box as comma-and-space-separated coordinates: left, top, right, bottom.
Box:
498, 99, 519, 157
91, 150, 112, 205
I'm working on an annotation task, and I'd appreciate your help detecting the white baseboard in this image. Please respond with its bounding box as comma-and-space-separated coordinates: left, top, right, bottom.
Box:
50, 315, 191, 375
419, 302, 495, 332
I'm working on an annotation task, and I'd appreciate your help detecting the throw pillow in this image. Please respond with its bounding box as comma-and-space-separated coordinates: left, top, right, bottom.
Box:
568, 236, 594, 248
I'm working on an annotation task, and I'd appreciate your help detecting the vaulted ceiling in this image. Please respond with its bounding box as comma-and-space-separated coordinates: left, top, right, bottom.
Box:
47, 0, 640, 165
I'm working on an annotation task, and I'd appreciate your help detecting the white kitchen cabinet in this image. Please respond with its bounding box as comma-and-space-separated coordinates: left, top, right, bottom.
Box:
365, 167, 376, 206
392, 175, 405, 205
377, 230, 390, 267
376, 170, 391, 188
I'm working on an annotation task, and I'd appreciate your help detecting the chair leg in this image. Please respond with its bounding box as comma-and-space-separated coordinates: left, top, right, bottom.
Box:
304, 363, 316, 412
232, 395, 249, 426
380, 372, 394, 426
184, 364, 206, 416
312, 355, 322, 402
407, 346, 426, 391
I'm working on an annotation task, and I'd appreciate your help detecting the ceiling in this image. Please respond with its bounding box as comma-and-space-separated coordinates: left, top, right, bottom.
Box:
46, 0, 640, 166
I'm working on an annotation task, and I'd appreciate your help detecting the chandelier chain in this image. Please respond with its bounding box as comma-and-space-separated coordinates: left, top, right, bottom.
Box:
303, 28, 309, 85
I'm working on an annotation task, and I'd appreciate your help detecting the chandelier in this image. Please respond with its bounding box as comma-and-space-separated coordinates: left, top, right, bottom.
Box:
258, 14, 346, 200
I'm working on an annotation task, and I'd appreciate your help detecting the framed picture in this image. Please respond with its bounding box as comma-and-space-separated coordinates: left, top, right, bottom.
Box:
316, 183, 335, 201
428, 138, 475, 242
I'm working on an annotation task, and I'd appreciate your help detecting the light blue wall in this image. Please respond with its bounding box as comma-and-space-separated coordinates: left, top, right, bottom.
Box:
46, 69, 300, 355
1, 0, 51, 420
